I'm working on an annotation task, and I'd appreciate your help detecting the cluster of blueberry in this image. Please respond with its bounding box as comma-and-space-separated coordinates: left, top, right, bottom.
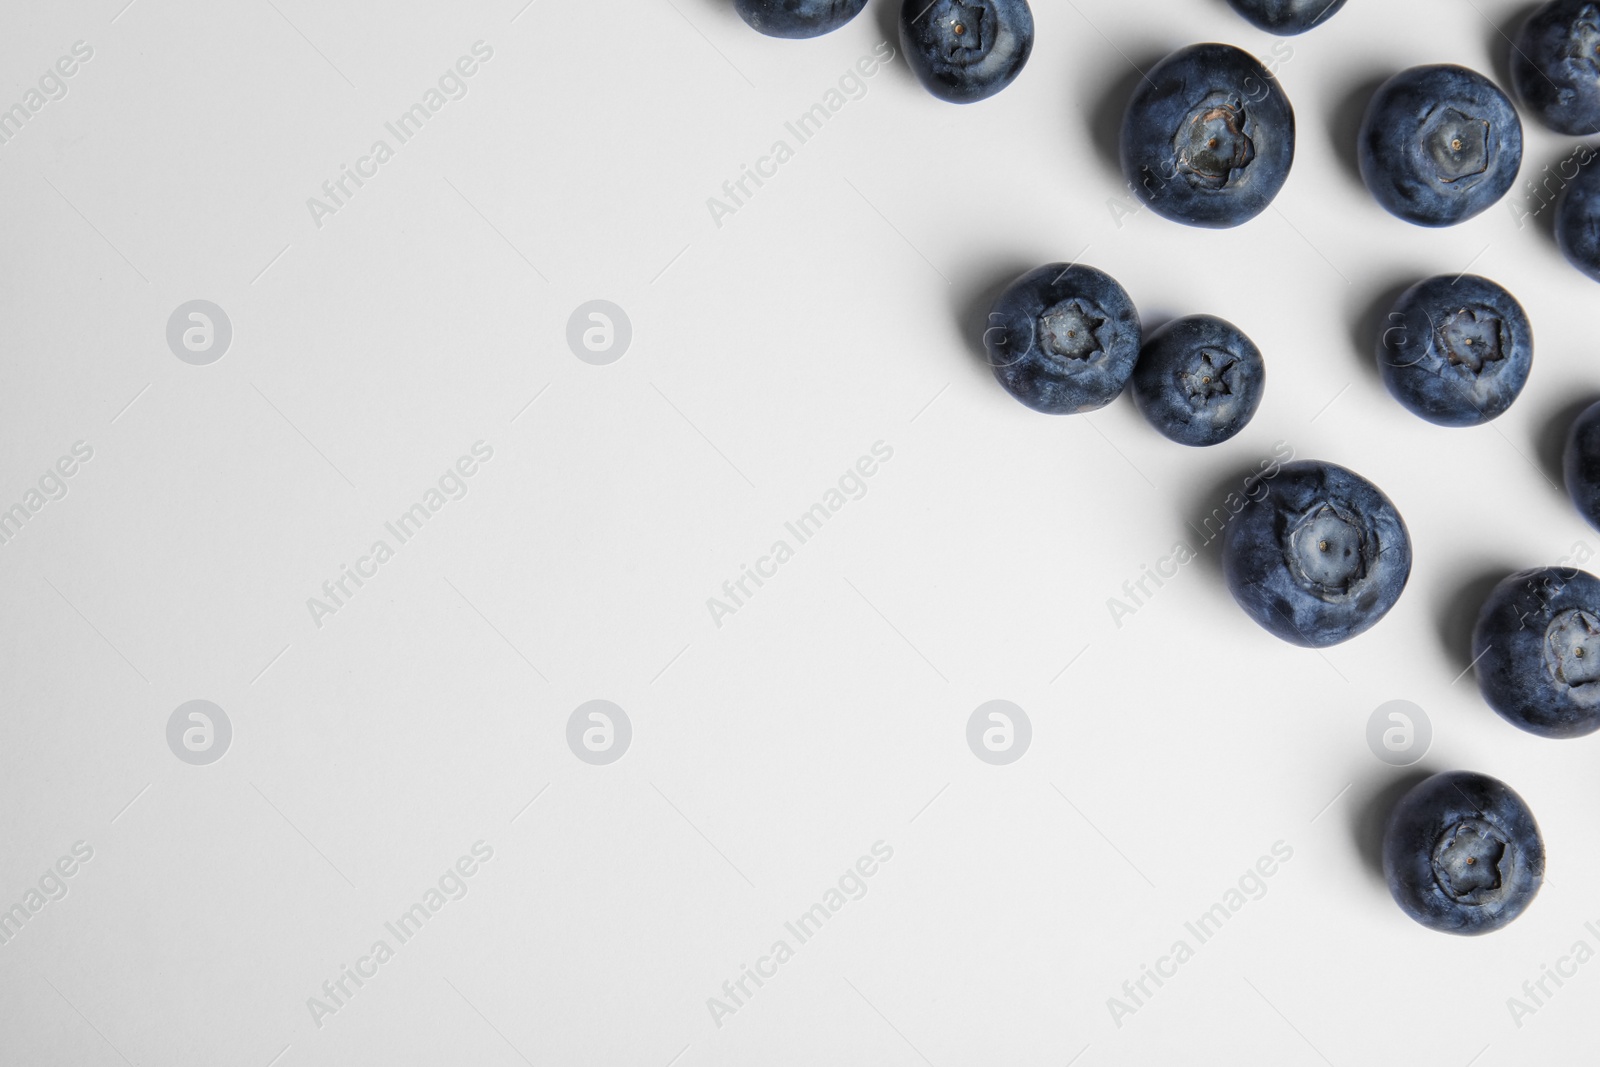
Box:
735, 0, 1600, 935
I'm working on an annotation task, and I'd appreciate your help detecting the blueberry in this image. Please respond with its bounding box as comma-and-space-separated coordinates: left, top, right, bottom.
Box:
899, 0, 1033, 103
1358, 65, 1524, 227
734, 0, 868, 38
1555, 154, 1600, 282
1130, 315, 1265, 446
1565, 401, 1600, 529
984, 264, 1140, 414
1376, 274, 1533, 427
1120, 43, 1296, 228
1383, 771, 1543, 935
1473, 566, 1600, 737
1225, 0, 1347, 35
1221, 461, 1411, 647
1512, 0, 1600, 135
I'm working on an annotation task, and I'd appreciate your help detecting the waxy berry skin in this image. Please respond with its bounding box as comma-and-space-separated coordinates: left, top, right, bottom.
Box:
1131, 315, 1266, 446
1226, 0, 1348, 34
984, 264, 1141, 415
734, 0, 868, 38
1358, 64, 1524, 227
1376, 274, 1533, 427
1222, 461, 1412, 647
1512, 0, 1600, 135
1473, 566, 1600, 738
899, 0, 1034, 103
1120, 43, 1297, 228
1384, 771, 1544, 935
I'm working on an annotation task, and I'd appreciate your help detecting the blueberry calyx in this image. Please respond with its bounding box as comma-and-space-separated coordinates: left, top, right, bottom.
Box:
1435, 307, 1504, 373
1285, 502, 1368, 596
1180, 349, 1238, 405
1430, 818, 1510, 904
1175, 95, 1256, 190
1037, 299, 1109, 363
1424, 107, 1491, 185
1542, 608, 1600, 696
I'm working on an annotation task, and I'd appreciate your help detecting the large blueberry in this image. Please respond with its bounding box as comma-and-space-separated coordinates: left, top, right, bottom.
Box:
1473, 566, 1600, 737
1221, 461, 1411, 647
1131, 315, 1265, 446
1225, 0, 1347, 35
899, 0, 1033, 103
1383, 771, 1543, 935
734, 0, 868, 38
1555, 155, 1600, 282
1120, 44, 1296, 228
1376, 274, 1533, 427
1565, 402, 1600, 529
1512, 0, 1600, 135
1358, 65, 1523, 227
984, 264, 1140, 414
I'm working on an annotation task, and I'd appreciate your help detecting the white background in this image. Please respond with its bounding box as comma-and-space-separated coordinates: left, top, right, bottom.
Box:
1, 0, 1598, 1063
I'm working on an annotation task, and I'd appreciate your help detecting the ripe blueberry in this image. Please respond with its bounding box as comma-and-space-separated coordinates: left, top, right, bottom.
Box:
1222, 461, 1411, 647
1120, 43, 1296, 228
1512, 0, 1600, 135
1474, 566, 1600, 737
984, 264, 1140, 414
1555, 154, 1600, 282
1565, 401, 1600, 530
1377, 274, 1533, 427
899, 0, 1033, 103
1358, 65, 1523, 227
1383, 771, 1543, 935
1131, 315, 1265, 446
734, 0, 868, 38
1225, 0, 1347, 35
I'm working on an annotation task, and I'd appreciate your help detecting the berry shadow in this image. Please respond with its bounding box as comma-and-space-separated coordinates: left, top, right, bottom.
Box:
1535, 389, 1600, 492
1088, 49, 1171, 179
872, 0, 902, 70
1434, 565, 1516, 679
953, 258, 1042, 373
1328, 71, 1392, 189
1350, 767, 1437, 883
1485, 3, 1543, 93
1345, 274, 1416, 389
1517, 146, 1581, 252
1176, 460, 1273, 582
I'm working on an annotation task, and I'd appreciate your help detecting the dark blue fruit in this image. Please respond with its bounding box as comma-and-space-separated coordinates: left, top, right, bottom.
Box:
1222, 461, 1411, 647
1225, 0, 1347, 34
734, 0, 868, 38
1383, 771, 1543, 935
1565, 402, 1600, 530
1358, 65, 1523, 227
1120, 43, 1296, 228
1555, 155, 1600, 282
1130, 315, 1265, 446
1377, 274, 1533, 427
984, 264, 1140, 414
899, 0, 1033, 103
1473, 566, 1600, 737
1512, 0, 1600, 135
